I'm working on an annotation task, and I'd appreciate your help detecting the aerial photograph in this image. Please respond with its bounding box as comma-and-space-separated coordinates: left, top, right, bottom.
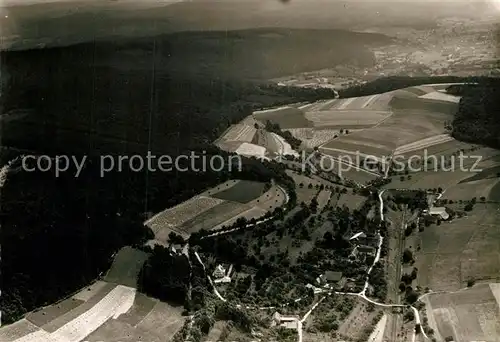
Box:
1, 0, 499, 342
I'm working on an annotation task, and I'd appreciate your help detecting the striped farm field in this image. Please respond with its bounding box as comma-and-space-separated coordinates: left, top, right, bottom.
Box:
220, 124, 256, 142
215, 140, 243, 153
320, 103, 454, 161
394, 138, 474, 162
321, 138, 393, 159
299, 99, 337, 111
179, 201, 250, 232
419, 91, 461, 103
285, 128, 315, 140
145, 196, 225, 237
252, 130, 280, 154
394, 134, 455, 155
213, 206, 267, 229
305, 110, 391, 129
2, 283, 148, 342
299, 129, 339, 149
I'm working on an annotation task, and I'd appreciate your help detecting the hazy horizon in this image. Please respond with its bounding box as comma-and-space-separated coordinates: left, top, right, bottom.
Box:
1, 0, 497, 50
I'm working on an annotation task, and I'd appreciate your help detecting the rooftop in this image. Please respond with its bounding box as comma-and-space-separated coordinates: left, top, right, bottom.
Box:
324, 271, 343, 282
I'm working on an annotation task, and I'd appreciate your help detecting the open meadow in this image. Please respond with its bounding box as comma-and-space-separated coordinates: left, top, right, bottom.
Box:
415, 204, 500, 291
252, 106, 313, 129
422, 283, 500, 342
305, 110, 391, 129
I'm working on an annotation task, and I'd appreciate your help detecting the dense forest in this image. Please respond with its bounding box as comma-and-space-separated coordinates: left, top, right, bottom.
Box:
451, 78, 500, 148
0, 147, 298, 323
1, 29, 357, 324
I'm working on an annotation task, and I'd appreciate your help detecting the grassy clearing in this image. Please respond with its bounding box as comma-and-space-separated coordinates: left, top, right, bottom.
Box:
458, 164, 500, 184
210, 180, 266, 203
134, 301, 185, 337
389, 95, 459, 115
415, 204, 500, 291
337, 300, 383, 342
441, 178, 500, 201
253, 107, 313, 129
317, 190, 332, 210
296, 187, 318, 205
104, 247, 149, 288
385, 170, 474, 191
337, 193, 366, 210
424, 284, 500, 342
254, 185, 287, 211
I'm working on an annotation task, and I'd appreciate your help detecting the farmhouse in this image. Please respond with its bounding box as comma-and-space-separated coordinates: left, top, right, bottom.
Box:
350, 245, 376, 261
429, 207, 450, 220
270, 312, 300, 330
316, 271, 344, 288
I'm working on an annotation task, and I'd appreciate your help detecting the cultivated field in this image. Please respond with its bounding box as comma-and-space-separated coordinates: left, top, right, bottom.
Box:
215, 140, 243, 153
252, 130, 280, 155
213, 206, 268, 229
218, 124, 257, 143
210, 180, 266, 203
180, 201, 251, 232
0, 250, 185, 342
419, 91, 461, 103
415, 204, 500, 291
305, 109, 391, 129
252, 106, 312, 129
303, 93, 393, 112
423, 283, 500, 342
234, 142, 267, 158
145, 195, 226, 238
314, 90, 458, 166
284, 128, 342, 150
393, 134, 455, 155
146, 180, 287, 242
